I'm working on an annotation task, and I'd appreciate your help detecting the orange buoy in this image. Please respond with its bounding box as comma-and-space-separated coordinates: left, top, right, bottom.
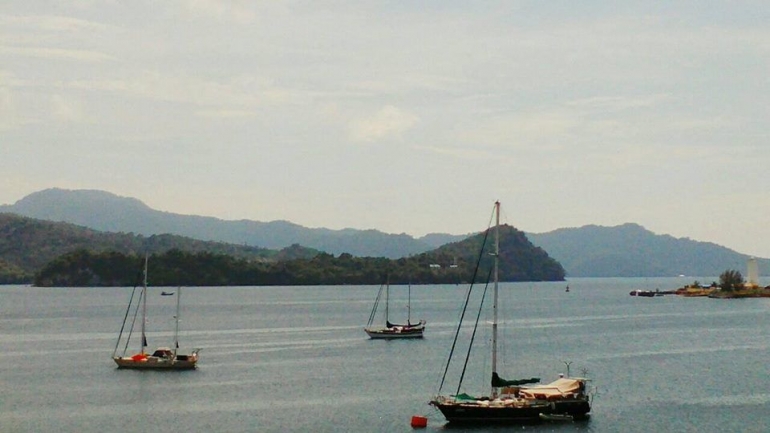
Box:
410, 415, 428, 428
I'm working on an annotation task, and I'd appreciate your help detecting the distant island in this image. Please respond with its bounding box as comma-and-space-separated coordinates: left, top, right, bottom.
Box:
672, 267, 770, 299
675, 285, 770, 299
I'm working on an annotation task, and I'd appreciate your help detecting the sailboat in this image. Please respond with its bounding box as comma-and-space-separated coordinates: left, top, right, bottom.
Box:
430, 202, 591, 424
364, 278, 426, 339
113, 255, 200, 370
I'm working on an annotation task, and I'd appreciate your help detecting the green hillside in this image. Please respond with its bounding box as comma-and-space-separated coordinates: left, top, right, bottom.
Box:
0, 213, 316, 284
1, 213, 564, 286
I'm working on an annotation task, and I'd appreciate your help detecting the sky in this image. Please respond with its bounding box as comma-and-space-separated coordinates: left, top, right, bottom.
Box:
2, 1, 770, 258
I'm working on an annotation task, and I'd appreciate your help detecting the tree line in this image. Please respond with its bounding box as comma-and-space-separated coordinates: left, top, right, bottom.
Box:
33, 249, 472, 287
33, 225, 566, 287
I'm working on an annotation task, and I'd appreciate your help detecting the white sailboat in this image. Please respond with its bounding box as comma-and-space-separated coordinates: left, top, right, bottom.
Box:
113, 255, 200, 370
430, 201, 591, 424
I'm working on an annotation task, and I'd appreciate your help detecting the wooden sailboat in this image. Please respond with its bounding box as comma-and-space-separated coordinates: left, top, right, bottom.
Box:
113, 255, 200, 370
430, 202, 591, 424
364, 278, 425, 339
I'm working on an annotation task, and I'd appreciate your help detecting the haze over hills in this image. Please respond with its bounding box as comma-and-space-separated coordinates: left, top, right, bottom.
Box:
0, 189, 463, 258
527, 224, 768, 279
3, 188, 767, 278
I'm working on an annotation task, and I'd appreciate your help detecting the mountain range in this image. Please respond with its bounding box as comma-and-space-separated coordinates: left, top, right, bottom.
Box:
0, 189, 461, 258
526, 224, 767, 278
2, 188, 767, 278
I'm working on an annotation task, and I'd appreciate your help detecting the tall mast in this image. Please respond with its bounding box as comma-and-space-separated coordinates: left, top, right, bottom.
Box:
174, 287, 181, 357
141, 254, 148, 354
385, 277, 389, 325
491, 201, 500, 398
407, 281, 412, 325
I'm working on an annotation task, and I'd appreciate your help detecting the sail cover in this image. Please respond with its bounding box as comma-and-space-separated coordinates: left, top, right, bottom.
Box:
491, 372, 540, 387
518, 378, 583, 399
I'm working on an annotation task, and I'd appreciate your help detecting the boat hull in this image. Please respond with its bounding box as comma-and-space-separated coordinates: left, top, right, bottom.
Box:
364, 326, 424, 339
431, 398, 590, 424
113, 355, 198, 370
430, 401, 548, 424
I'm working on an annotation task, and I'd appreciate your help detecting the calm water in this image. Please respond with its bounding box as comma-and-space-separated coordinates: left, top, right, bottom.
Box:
2, 277, 770, 432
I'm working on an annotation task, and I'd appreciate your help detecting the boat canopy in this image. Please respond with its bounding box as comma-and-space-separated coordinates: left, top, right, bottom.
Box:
518, 378, 584, 399
386, 320, 423, 329
151, 347, 174, 358
491, 372, 540, 387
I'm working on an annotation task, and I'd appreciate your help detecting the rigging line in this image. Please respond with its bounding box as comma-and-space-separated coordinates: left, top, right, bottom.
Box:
113, 283, 139, 357
455, 267, 493, 396
123, 284, 144, 355
367, 284, 383, 326
116, 258, 146, 356
367, 282, 384, 326
436, 224, 492, 395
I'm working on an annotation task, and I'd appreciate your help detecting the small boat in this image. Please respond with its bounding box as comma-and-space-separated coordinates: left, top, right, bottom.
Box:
430, 202, 591, 424
113, 255, 200, 370
539, 412, 578, 422
161, 291, 175, 296
630, 290, 656, 297
364, 278, 425, 339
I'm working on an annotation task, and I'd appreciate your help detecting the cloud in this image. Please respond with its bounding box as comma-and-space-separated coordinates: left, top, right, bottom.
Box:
0, 14, 111, 32
0, 86, 15, 131
195, 109, 259, 119
50, 94, 88, 123
0, 46, 115, 63
566, 94, 671, 112
178, 0, 259, 24
415, 144, 491, 161
348, 105, 419, 143
68, 72, 295, 108
0, 72, 36, 131
457, 110, 579, 150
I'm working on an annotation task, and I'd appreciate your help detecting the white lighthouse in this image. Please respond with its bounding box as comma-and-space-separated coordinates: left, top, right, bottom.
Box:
747, 257, 759, 288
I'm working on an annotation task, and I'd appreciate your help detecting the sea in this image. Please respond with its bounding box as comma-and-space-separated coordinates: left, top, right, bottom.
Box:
2, 277, 770, 433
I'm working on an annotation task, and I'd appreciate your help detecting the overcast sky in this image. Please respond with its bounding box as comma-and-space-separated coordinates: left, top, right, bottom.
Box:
2, 1, 769, 258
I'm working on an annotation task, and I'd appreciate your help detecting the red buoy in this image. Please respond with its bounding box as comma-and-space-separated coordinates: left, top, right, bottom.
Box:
410, 415, 428, 428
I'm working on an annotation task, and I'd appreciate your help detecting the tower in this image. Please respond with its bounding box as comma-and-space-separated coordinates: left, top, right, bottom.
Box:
747, 257, 759, 288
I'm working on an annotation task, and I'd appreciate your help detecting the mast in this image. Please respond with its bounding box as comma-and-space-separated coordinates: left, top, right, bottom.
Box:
491, 201, 500, 398
141, 254, 148, 354
174, 287, 181, 357
407, 281, 412, 326
385, 277, 389, 325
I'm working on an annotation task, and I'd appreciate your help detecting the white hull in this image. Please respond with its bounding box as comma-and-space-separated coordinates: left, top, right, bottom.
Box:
113, 258, 201, 370
113, 351, 198, 370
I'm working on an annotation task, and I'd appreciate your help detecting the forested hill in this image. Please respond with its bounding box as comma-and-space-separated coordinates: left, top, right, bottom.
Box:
423, 224, 565, 282
0, 213, 317, 284
1, 213, 565, 286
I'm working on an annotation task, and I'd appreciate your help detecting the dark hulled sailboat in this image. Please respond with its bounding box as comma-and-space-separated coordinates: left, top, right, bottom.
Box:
364, 278, 425, 339
430, 202, 591, 424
